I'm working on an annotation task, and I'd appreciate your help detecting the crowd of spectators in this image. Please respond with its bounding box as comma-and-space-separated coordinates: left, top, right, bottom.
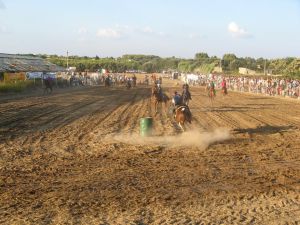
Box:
189, 74, 300, 99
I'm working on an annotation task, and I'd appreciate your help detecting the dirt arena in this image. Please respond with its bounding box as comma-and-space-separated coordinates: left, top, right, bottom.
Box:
0, 78, 299, 225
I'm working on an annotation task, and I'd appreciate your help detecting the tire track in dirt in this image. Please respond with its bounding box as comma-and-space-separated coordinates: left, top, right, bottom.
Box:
108, 92, 140, 134
153, 98, 176, 135
188, 88, 231, 130
0, 86, 117, 126
0, 99, 101, 138
2, 87, 148, 149
127, 94, 150, 135
191, 87, 292, 131
43, 89, 146, 144
0, 87, 101, 125
265, 111, 300, 128
83, 87, 151, 138
54, 97, 130, 143
117, 90, 145, 134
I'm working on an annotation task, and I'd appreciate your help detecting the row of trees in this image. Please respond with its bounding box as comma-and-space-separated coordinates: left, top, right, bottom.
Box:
40, 53, 300, 77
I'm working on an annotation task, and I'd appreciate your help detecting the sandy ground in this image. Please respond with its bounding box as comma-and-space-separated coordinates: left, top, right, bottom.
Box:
0, 78, 300, 225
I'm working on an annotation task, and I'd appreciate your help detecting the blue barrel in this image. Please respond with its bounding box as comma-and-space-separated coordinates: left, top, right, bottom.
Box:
140, 117, 153, 137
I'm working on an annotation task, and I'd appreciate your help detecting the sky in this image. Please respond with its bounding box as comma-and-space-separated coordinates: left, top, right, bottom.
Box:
0, 0, 299, 58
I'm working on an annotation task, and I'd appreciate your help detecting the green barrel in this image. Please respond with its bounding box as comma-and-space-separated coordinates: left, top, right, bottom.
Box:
140, 117, 153, 137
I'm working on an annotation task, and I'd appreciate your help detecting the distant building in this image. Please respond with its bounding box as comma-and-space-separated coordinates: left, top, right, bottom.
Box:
239, 67, 256, 75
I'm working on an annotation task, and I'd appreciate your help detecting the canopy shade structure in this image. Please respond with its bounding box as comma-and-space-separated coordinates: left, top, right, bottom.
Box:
0, 53, 65, 73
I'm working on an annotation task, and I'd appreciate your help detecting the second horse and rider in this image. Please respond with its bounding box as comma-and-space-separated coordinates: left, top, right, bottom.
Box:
172, 83, 192, 120
153, 80, 192, 119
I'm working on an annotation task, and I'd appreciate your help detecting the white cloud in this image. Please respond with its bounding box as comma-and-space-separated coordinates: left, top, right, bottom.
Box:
78, 27, 88, 35
141, 26, 154, 34
0, 25, 8, 33
228, 22, 252, 38
158, 31, 166, 36
95, 25, 167, 39
187, 33, 204, 39
0, 0, 5, 9
97, 28, 122, 39
138, 26, 167, 37
115, 24, 130, 30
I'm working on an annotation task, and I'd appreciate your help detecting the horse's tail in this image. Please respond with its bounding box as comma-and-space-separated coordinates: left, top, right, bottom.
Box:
183, 106, 192, 123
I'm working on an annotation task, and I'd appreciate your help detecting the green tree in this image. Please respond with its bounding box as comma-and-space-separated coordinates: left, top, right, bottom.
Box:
195, 52, 209, 60
77, 63, 86, 72
142, 62, 156, 73
178, 60, 193, 72
222, 54, 237, 70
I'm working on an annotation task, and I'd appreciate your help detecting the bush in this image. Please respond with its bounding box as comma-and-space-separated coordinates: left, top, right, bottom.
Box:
0, 80, 35, 93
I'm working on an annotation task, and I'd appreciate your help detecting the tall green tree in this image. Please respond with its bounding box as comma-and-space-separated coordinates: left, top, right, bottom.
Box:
195, 52, 209, 60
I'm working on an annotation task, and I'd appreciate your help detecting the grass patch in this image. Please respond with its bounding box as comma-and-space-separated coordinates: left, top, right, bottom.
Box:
0, 80, 36, 93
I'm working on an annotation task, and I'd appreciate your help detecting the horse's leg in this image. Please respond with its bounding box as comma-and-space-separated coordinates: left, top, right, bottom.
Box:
160, 101, 163, 114
209, 95, 213, 108
164, 100, 168, 113
179, 122, 185, 132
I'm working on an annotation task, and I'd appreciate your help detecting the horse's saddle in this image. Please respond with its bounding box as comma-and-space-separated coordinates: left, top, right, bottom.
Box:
175, 105, 190, 115
176, 105, 187, 112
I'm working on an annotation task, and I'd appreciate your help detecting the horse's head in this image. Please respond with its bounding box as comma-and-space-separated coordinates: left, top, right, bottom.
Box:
151, 84, 159, 95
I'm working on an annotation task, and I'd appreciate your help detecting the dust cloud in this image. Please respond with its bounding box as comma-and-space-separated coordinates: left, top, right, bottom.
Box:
112, 128, 230, 148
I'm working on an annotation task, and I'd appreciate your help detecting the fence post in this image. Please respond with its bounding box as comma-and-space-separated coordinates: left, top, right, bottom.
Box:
42, 73, 44, 88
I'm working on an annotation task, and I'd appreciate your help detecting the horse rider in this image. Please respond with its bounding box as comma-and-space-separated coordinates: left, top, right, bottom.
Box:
172, 91, 192, 118
171, 91, 181, 115
159, 76, 162, 85
182, 83, 192, 101
126, 78, 131, 89
44, 76, 53, 93
132, 74, 137, 87
182, 83, 189, 90
207, 80, 216, 96
105, 75, 111, 87
144, 74, 149, 85
172, 91, 182, 107
221, 78, 228, 95
157, 83, 164, 100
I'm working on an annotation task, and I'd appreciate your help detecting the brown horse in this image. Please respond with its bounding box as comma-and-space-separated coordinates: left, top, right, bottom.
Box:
151, 74, 157, 84
151, 85, 169, 113
174, 105, 192, 131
